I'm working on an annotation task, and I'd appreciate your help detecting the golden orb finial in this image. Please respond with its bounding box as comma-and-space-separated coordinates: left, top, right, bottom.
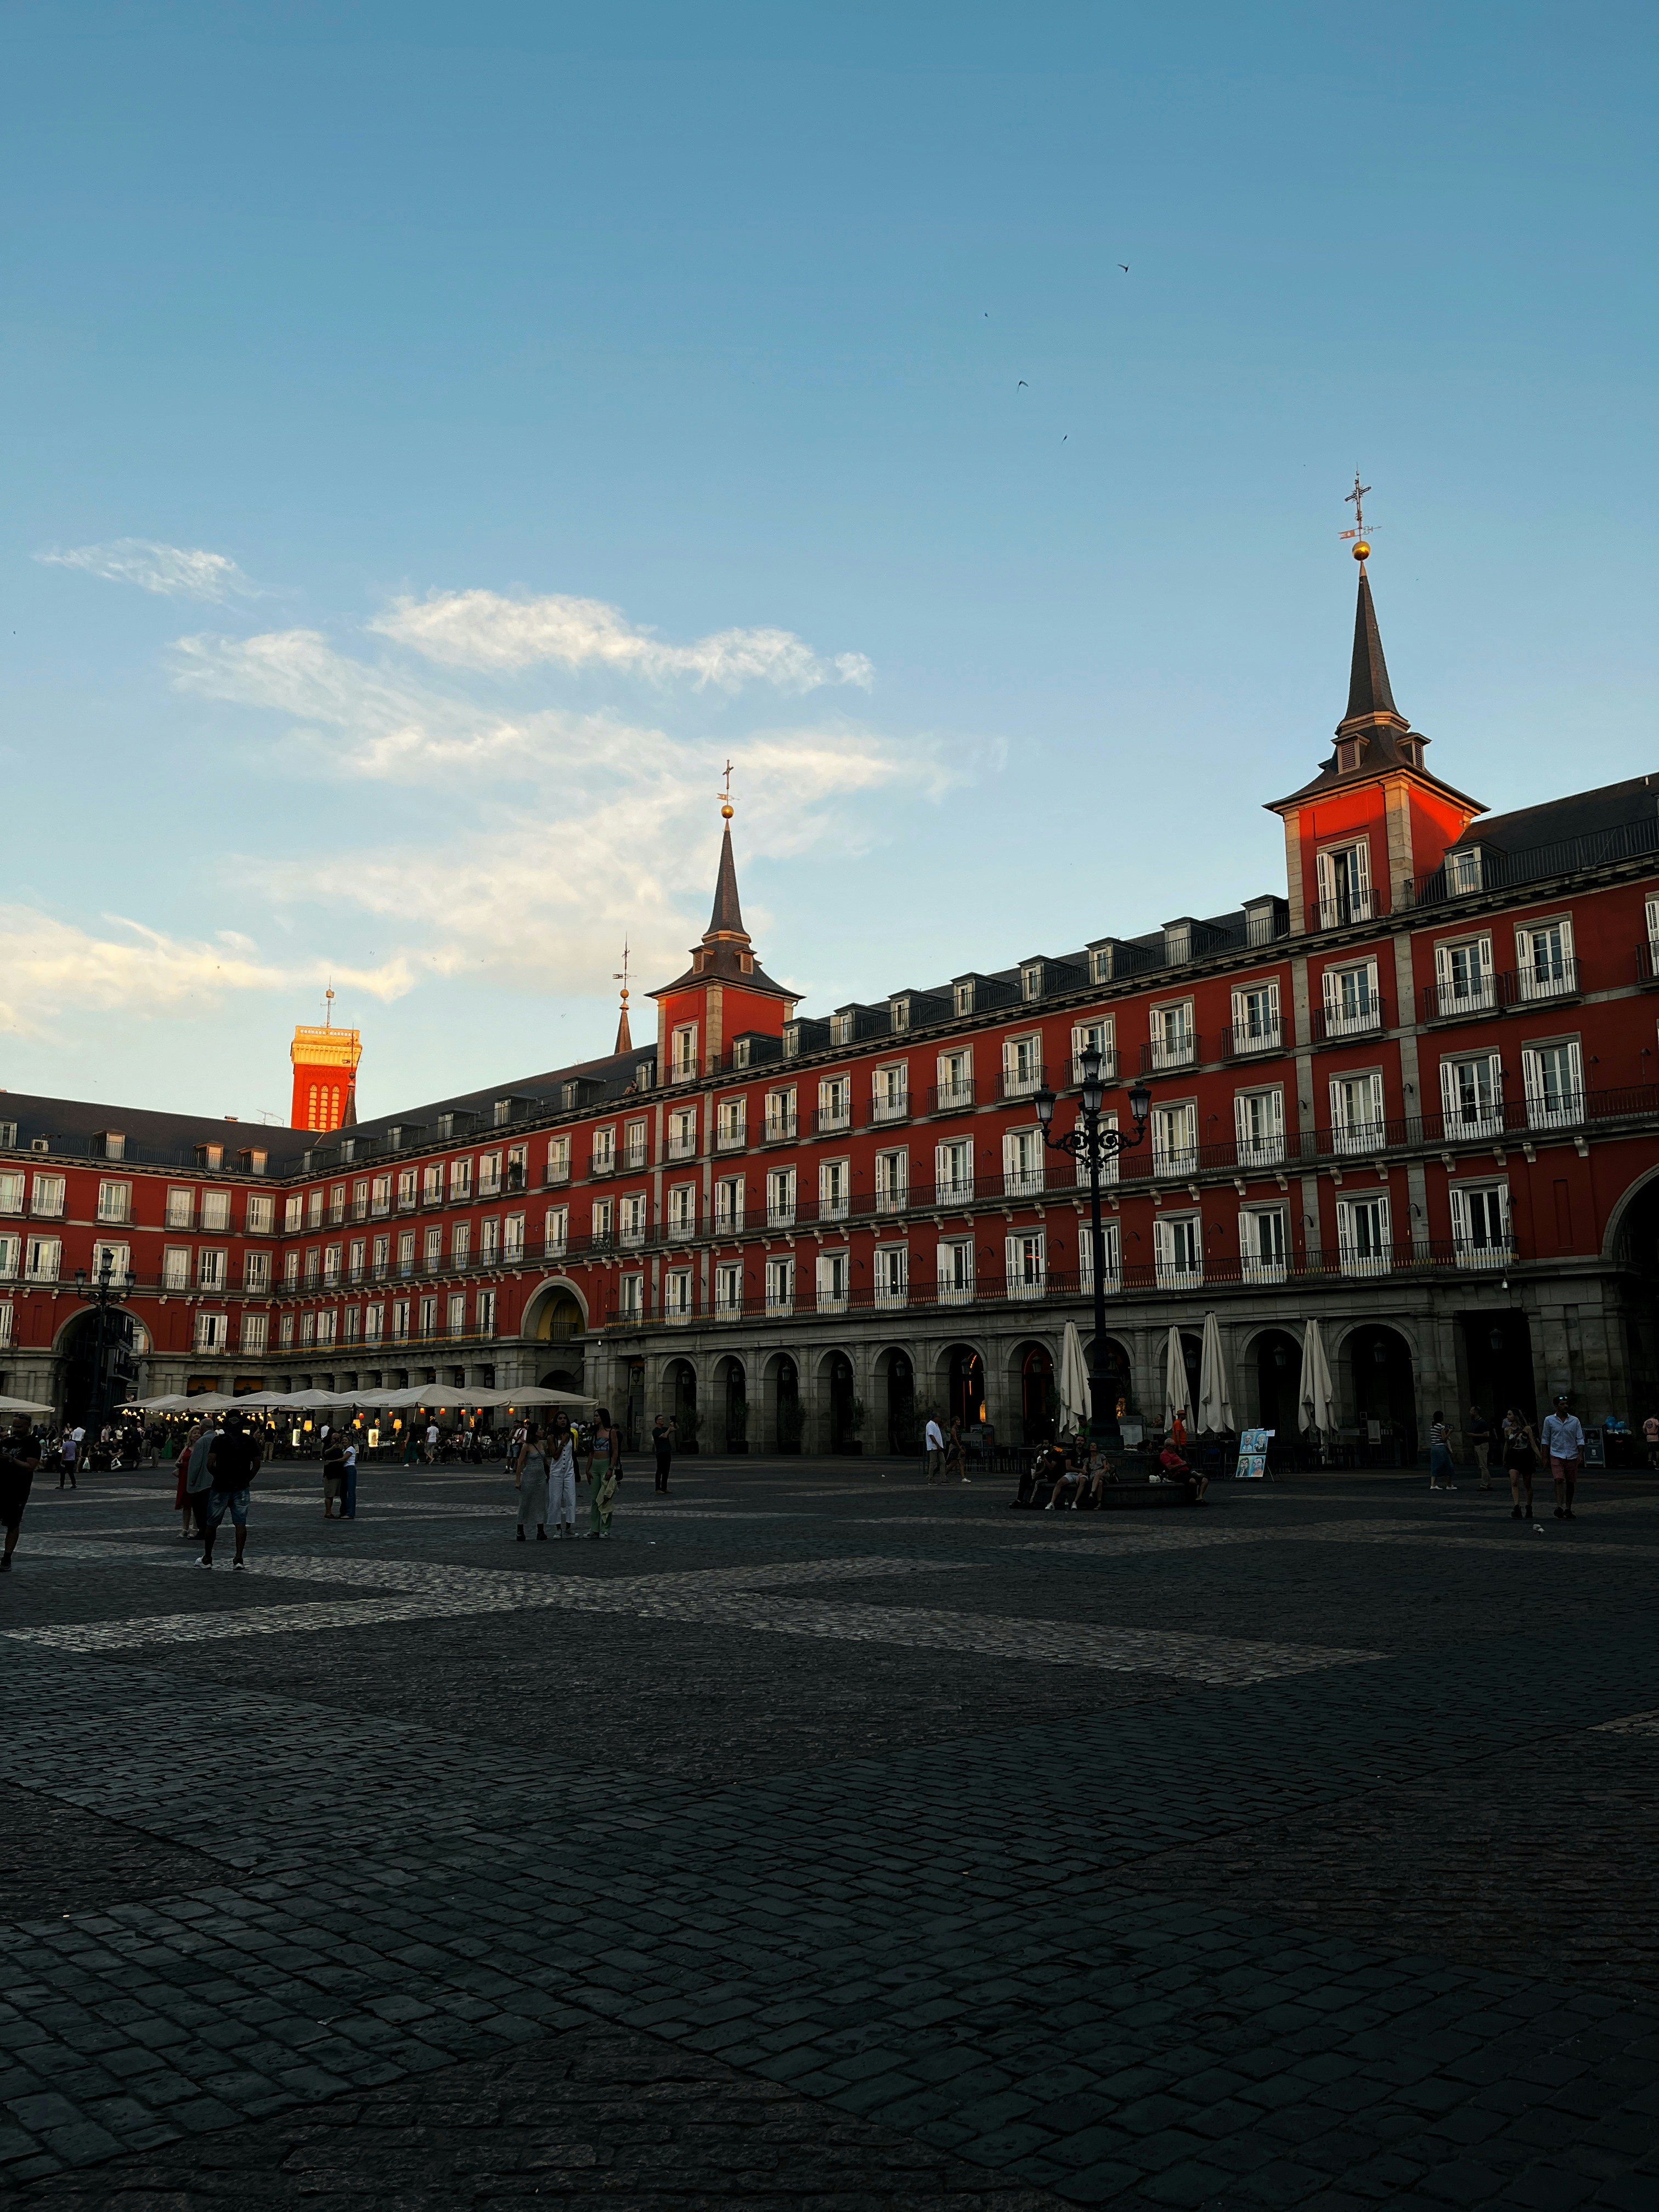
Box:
1352, 539, 1370, 562
720, 800, 734, 820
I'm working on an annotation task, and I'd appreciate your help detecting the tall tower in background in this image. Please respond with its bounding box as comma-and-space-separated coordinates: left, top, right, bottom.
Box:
290, 989, 361, 1133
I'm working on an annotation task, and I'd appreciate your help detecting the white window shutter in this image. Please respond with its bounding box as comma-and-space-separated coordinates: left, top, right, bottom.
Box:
1329, 1076, 1344, 1128
1449, 1184, 1469, 1243
1233, 1092, 1251, 1150
1351, 839, 1371, 900
1322, 968, 1340, 1016
1439, 1058, 1458, 1120
934, 1141, 951, 1184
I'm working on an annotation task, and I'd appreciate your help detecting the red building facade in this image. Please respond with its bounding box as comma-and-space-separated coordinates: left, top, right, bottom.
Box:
4, 565, 1658, 1455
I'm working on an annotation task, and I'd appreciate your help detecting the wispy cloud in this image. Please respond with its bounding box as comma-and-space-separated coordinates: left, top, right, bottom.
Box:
0, 906, 410, 1039
35, 538, 260, 603
370, 588, 873, 691
171, 622, 970, 998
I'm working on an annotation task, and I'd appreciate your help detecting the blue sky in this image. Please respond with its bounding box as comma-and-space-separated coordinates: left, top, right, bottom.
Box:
3, 2, 1655, 1123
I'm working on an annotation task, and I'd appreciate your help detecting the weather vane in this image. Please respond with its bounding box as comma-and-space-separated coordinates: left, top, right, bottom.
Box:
1339, 470, 1376, 562
323, 979, 335, 1029
612, 941, 631, 1012
718, 758, 735, 821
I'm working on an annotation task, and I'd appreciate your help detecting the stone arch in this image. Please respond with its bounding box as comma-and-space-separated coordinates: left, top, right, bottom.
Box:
662, 1355, 701, 1451
1603, 1159, 1659, 1263
521, 1276, 591, 1342
712, 1352, 749, 1452
1006, 1336, 1059, 1443
872, 1344, 918, 1453
1339, 1321, 1419, 1455
760, 1346, 803, 1454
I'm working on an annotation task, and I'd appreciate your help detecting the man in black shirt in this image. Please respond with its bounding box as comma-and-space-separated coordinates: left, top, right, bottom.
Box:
202, 1414, 263, 1570
1, 1415, 43, 1572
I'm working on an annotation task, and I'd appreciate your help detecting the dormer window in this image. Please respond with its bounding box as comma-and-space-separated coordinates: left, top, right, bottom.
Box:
671, 1025, 698, 1078
733, 1037, 752, 1069
195, 1142, 224, 1171
830, 1013, 853, 1047
635, 1060, 653, 1090
954, 981, 974, 1017
1020, 963, 1042, 1002
1164, 922, 1192, 966
783, 1024, 800, 1059
1088, 946, 1113, 985
890, 996, 911, 1033
95, 1130, 126, 1160
1336, 737, 1369, 773
493, 1098, 512, 1127
1445, 847, 1482, 895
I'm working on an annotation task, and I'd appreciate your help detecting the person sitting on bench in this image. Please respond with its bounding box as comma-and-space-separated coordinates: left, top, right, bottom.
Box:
1041, 1442, 1084, 1510
1155, 1436, 1207, 1502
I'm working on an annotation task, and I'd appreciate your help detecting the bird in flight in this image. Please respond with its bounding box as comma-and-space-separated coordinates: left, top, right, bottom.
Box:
1118, 263, 1129, 273
1018, 379, 1028, 387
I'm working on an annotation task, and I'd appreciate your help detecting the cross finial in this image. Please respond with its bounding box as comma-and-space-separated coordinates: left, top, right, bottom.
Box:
718, 758, 736, 821
612, 940, 631, 1007
1339, 471, 1376, 561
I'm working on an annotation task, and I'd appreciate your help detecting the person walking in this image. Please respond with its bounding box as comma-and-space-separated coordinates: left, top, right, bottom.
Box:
1502, 1407, 1541, 1522
183, 1417, 219, 1539
1469, 1404, 1493, 1492
1643, 1412, 1659, 1471
321, 1432, 347, 1520
946, 1416, 970, 1484
424, 1420, 439, 1465
546, 1413, 578, 1537
924, 1414, 945, 1485
514, 1424, 552, 1541
171, 1424, 199, 1538
201, 1412, 261, 1570
651, 1413, 674, 1494
0, 1415, 42, 1571
1542, 1395, 1585, 1520
342, 1437, 358, 1520
58, 1425, 78, 1491
1427, 1410, 1458, 1491
584, 1406, 623, 1539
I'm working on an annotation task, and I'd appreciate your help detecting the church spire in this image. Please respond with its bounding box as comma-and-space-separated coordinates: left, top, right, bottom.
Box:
612, 943, 633, 1056
707, 817, 745, 939
1342, 563, 1399, 727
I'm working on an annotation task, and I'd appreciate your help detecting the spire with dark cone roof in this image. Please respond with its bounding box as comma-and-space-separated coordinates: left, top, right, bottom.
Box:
1343, 563, 1398, 727
707, 821, 746, 941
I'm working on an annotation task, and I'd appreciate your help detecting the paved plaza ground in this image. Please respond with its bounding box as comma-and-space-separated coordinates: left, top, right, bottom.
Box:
2, 1451, 1658, 2210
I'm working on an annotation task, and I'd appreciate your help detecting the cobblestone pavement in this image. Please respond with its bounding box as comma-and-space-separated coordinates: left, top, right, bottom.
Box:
3, 1459, 1659, 2209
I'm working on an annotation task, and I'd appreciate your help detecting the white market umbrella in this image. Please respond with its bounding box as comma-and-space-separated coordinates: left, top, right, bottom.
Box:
498, 1385, 596, 1408
129, 1392, 192, 1412
1196, 1311, 1234, 1435
1163, 1325, 1191, 1436
1059, 1322, 1091, 1430
1299, 1317, 1335, 1437
0, 1393, 55, 1415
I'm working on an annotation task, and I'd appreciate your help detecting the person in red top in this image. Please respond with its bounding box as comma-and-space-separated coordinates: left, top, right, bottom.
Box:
1157, 1436, 1207, 1503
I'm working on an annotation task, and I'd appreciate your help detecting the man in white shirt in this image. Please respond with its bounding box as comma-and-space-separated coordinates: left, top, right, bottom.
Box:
924, 1415, 945, 1485
424, 1421, 439, 1464
1541, 1396, 1585, 1520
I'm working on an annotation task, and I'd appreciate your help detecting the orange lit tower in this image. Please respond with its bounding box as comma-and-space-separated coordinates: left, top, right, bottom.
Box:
290, 989, 361, 1133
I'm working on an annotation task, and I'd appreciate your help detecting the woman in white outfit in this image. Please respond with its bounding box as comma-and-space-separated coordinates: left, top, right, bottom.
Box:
515, 1427, 551, 1543
546, 1414, 579, 1539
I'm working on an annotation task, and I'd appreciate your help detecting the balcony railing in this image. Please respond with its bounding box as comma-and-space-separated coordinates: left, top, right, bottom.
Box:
666, 1136, 698, 1161
591, 1240, 1551, 1328
813, 1105, 852, 1135
715, 1124, 747, 1152
1638, 941, 1659, 986
1423, 962, 1579, 1020
1220, 1023, 1281, 1059
1141, 1033, 1200, 1074
870, 1091, 910, 1123
927, 1080, 976, 1113
1308, 884, 1390, 933
1311, 992, 1387, 1045
588, 1154, 615, 1178
545, 1159, 572, 1186
763, 1114, 798, 1143
1410, 814, 1659, 910
998, 1065, 1047, 1102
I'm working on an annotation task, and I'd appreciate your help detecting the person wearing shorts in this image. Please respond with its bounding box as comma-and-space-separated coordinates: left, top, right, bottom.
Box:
202, 1414, 262, 1570
0, 1416, 42, 1570
1541, 1397, 1584, 1521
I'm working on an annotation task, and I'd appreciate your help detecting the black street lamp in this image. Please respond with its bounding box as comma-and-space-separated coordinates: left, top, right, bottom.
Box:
1034, 1048, 1152, 1449
73, 1252, 136, 1444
